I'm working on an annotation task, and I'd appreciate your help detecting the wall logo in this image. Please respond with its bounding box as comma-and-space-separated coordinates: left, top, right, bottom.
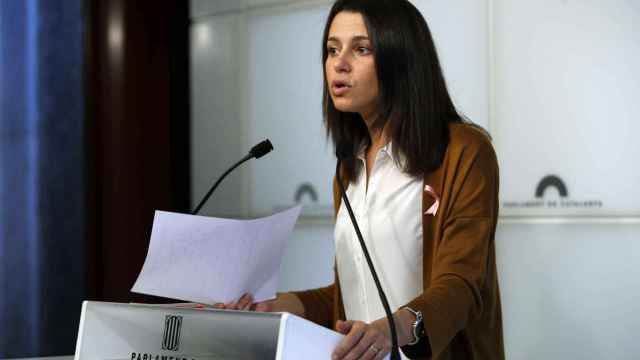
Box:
294, 182, 318, 203
503, 174, 603, 209
162, 315, 182, 351
535, 175, 568, 198
279, 182, 333, 217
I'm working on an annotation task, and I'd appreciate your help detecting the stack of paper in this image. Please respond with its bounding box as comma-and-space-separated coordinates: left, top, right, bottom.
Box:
131, 206, 302, 304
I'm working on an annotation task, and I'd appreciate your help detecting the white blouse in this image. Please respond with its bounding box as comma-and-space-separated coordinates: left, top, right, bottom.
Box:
335, 142, 424, 330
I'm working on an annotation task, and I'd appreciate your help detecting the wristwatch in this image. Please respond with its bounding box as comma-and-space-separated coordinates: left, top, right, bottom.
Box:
403, 307, 425, 346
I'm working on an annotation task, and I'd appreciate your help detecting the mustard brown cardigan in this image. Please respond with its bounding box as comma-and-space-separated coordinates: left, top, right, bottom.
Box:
292, 123, 504, 360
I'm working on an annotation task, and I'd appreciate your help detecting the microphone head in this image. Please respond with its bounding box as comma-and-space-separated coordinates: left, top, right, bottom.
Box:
250, 139, 274, 159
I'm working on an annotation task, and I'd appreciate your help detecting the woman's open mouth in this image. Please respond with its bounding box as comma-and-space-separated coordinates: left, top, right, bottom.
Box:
332, 80, 352, 96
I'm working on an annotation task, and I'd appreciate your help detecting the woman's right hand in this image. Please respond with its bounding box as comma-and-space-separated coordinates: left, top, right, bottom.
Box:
213, 293, 275, 312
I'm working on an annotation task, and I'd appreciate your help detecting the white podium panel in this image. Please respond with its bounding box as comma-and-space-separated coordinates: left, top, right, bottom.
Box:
75, 302, 279, 359
74, 301, 349, 360
493, 0, 640, 217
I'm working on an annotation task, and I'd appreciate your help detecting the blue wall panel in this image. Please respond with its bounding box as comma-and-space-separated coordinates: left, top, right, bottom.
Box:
0, 0, 85, 357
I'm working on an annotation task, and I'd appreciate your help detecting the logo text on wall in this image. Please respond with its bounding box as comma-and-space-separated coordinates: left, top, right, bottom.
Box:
503, 175, 603, 209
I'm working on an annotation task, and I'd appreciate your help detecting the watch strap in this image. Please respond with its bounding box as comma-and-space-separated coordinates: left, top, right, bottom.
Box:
403, 307, 424, 346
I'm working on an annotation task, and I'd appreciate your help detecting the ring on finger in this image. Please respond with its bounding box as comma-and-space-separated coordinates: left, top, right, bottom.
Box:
369, 344, 381, 354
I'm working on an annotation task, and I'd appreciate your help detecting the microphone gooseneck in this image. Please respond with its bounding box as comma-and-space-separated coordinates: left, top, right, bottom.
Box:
335, 152, 401, 360
191, 139, 274, 215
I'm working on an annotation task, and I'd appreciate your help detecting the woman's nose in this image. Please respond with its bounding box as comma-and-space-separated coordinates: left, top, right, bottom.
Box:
333, 53, 351, 73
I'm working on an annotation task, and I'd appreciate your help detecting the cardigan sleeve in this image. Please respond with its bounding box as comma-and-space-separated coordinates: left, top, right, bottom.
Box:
402, 137, 499, 359
290, 283, 335, 328
287, 176, 345, 329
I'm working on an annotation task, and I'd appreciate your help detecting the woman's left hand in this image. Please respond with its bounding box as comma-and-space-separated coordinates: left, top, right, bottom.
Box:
332, 318, 392, 360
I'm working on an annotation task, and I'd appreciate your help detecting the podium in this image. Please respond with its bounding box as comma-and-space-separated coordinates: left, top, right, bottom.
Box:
74, 301, 345, 360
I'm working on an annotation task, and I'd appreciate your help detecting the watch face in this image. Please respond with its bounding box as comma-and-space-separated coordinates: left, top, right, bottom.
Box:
412, 312, 425, 340
416, 320, 425, 337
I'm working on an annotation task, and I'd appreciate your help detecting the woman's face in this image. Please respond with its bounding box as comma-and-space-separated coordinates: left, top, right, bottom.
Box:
325, 11, 380, 119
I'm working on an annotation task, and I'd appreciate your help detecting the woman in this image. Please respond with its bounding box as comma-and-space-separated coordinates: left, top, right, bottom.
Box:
221, 1, 504, 359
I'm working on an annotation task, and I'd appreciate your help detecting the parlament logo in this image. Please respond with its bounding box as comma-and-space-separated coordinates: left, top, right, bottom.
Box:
162, 315, 182, 351
503, 174, 603, 209
535, 175, 568, 198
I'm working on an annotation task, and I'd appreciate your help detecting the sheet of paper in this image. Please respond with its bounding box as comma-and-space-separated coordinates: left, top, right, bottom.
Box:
277, 314, 390, 360
131, 206, 301, 304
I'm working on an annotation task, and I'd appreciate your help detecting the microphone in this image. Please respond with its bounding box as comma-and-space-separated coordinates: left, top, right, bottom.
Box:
335, 143, 401, 360
249, 139, 274, 159
191, 139, 273, 215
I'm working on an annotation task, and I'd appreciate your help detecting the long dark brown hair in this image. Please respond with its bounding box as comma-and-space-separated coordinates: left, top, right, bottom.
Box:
322, 0, 464, 181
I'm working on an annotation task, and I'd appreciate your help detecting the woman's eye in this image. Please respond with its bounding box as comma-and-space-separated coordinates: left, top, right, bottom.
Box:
356, 46, 371, 55
327, 47, 339, 56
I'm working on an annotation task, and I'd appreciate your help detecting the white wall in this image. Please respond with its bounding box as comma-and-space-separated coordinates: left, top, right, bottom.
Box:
245, 4, 335, 217
190, 0, 640, 358
191, 13, 248, 216
493, 0, 640, 217
496, 222, 640, 359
